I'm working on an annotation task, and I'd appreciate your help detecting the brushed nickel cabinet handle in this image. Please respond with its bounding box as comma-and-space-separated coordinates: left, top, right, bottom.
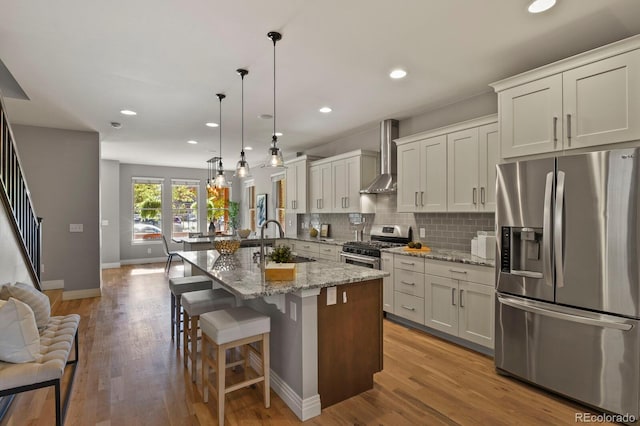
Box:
553, 116, 558, 145
460, 289, 465, 307
449, 269, 467, 274
401, 305, 416, 312
420, 191, 424, 206
567, 113, 572, 144
400, 280, 416, 286
452, 288, 456, 306
415, 192, 418, 207
472, 188, 477, 205
400, 261, 415, 266
481, 187, 485, 205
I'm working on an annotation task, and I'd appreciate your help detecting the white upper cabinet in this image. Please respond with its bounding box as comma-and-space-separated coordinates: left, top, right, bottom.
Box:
397, 135, 447, 213
447, 122, 499, 212
498, 75, 563, 158
309, 162, 332, 213
493, 36, 640, 158
285, 156, 320, 214
397, 115, 497, 213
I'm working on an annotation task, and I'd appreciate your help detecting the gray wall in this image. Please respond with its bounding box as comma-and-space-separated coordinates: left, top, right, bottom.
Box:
118, 163, 239, 262
13, 124, 101, 292
101, 159, 120, 265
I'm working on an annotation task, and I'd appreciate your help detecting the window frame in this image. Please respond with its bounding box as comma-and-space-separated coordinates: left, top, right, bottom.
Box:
132, 177, 164, 244
171, 179, 200, 239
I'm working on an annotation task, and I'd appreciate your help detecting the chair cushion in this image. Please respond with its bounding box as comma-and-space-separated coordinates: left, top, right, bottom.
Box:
169, 276, 212, 295
200, 307, 270, 345
0, 298, 40, 363
181, 289, 236, 317
0, 282, 51, 330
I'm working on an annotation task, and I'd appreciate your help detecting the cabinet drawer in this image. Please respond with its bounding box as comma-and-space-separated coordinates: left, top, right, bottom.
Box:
394, 269, 425, 297
425, 259, 494, 286
318, 244, 339, 257
394, 255, 425, 273
394, 291, 425, 324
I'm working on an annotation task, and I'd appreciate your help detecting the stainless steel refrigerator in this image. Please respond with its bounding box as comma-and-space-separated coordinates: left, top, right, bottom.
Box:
495, 147, 640, 419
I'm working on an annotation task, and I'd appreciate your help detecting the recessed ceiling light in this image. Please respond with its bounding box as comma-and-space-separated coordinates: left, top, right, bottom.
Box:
205, 122, 219, 128
120, 109, 137, 116
389, 69, 407, 79
187, 140, 198, 145
259, 114, 273, 120
274, 132, 283, 137
244, 146, 253, 151
528, 0, 556, 13
319, 107, 332, 113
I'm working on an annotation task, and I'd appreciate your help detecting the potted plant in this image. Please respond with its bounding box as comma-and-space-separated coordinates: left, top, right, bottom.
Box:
265, 245, 295, 280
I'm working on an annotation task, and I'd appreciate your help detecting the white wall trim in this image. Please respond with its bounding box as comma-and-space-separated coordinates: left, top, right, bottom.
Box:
120, 256, 168, 265
248, 351, 321, 421
41, 279, 64, 290
101, 262, 121, 269
63, 287, 101, 300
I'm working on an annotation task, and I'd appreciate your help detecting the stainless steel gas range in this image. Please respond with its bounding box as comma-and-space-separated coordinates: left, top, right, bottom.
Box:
340, 225, 412, 269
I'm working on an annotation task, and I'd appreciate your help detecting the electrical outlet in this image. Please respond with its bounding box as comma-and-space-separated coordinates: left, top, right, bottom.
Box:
289, 301, 297, 321
147, 248, 152, 254
343, 291, 347, 304
69, 223, 83, 232
420, 227, 426, 238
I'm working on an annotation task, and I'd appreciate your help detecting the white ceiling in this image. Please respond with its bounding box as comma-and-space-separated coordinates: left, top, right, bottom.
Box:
2, 0, 640, 169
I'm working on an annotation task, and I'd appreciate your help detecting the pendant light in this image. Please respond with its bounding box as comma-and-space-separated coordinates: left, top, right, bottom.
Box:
264, 31, 285, 168
213, 93, 228, 188
235, 68, 251, 177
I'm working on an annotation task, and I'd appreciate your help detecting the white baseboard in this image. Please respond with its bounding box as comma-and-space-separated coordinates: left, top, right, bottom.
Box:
63, 287, 101, 300
120, 257, 168, 265
101, 262, 121, 269
248, 351, 321, 421
41, 279, 64, 290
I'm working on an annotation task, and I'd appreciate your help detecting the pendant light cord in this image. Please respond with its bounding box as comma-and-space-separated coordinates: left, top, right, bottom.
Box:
241, 72, 245, 153
273, 37, 276, 143
216, 93, 226, 169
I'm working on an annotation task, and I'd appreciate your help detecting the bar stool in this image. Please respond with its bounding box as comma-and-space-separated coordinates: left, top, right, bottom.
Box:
182, 288, 236, 382
200, 307, 271, 425
169, 276, 212, 348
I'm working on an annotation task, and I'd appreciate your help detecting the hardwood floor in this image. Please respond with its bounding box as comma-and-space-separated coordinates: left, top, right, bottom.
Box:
2, 263, 608, 425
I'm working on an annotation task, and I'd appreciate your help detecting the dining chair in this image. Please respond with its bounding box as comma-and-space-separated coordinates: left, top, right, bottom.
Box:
162, 235, 180, 274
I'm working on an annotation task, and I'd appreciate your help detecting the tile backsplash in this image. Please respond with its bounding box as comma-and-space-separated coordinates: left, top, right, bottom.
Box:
297, 194, 495, 252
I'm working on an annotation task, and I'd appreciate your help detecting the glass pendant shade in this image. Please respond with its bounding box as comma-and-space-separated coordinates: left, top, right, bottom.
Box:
214, 170, 227, 188
235, 151, 250, 177
268, 140, 284, 167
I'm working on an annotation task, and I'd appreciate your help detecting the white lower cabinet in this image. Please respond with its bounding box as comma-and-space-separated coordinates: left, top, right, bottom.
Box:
381, 253, 394, 314
394, 291, 425, 324
317, 244, 339, 262
424, 260, 494, 349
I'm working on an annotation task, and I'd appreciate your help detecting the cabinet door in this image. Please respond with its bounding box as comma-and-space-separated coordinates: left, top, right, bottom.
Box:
309, 165, 321, 213
310, 164, 331, 213
344, 156, 361, 213
381, 253, 394, 313
458, 281, 494, 348
285, 162, 298, 212
478, 122, 499, 212
424, 274, 458, 335
447, 128, 479, 211
332, 159, 347, 212
396, 142, 421, 212
419, 135, 447, 211
563, 49, 640, 150
285, 160, 307, 213
500, 74, 563, 158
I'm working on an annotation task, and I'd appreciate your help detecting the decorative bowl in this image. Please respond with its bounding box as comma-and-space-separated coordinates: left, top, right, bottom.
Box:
214, 237, 241, 255
237, 229, 251, 238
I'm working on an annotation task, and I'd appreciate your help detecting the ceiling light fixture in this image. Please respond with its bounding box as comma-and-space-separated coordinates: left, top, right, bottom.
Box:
245, 146, 253, 151
187, 140, 198, 145
264, 31, 285, 168
319, 106, 332, 113
274, 132, 283, 137
210, 93, 228, 189
235, 68, 251, 178
205, 122, 219, 128
390, 69, 407, 79
528, 0, 556, 13
120, 109, 137, 116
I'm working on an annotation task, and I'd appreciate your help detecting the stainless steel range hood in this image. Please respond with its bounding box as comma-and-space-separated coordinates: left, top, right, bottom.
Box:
360, 119, 399, 194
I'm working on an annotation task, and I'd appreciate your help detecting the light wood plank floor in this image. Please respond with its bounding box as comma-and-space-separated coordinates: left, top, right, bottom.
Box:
2, 263, 608, 425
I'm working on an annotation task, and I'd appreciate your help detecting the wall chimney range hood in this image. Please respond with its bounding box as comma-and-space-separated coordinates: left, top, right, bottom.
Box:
360, 119, 399, 194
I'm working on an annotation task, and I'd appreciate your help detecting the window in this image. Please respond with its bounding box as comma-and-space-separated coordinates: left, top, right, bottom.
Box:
207, 186, 230, 234
172, 179, 199, 239
245, 183, 256, 232
132, 178, 163, 242
272, 173, 286, 234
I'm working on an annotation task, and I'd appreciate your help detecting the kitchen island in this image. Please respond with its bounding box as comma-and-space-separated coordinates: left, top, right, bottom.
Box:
178, 248, 388, 420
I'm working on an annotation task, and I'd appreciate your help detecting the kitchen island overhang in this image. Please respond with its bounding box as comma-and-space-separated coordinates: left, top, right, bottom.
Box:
178, 248, 389, 421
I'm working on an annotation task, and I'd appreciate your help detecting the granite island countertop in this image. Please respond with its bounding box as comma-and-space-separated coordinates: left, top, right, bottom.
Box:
178, 247, 388, 300
382, 246, 495, 268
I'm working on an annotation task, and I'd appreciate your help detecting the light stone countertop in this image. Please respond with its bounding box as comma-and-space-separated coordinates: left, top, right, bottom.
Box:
178, 247, 388, 300
383, 246, 495, 268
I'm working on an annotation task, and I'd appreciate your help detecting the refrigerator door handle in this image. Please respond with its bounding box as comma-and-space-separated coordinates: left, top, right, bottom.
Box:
511, 270, 543, 279
555, 171, 565, 288
542, 172, 554, 287
498, 295, 633, 331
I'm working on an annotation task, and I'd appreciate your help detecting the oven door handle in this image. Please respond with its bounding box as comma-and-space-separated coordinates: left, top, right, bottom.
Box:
339, 252, 380, 267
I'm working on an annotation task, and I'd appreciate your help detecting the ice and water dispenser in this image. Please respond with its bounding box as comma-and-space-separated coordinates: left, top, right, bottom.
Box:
501, 227, 544, 279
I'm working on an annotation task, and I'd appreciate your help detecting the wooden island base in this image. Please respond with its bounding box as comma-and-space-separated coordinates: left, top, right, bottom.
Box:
317, 279, 383, 408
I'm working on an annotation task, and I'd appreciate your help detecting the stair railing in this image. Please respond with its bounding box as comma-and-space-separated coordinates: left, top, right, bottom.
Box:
0, 93, 42, 289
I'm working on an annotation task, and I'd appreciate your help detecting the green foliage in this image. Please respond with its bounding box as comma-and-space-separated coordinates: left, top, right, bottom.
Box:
228, 201, 240, 229
134, 183, 162, 221
269, 245, 293, 263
